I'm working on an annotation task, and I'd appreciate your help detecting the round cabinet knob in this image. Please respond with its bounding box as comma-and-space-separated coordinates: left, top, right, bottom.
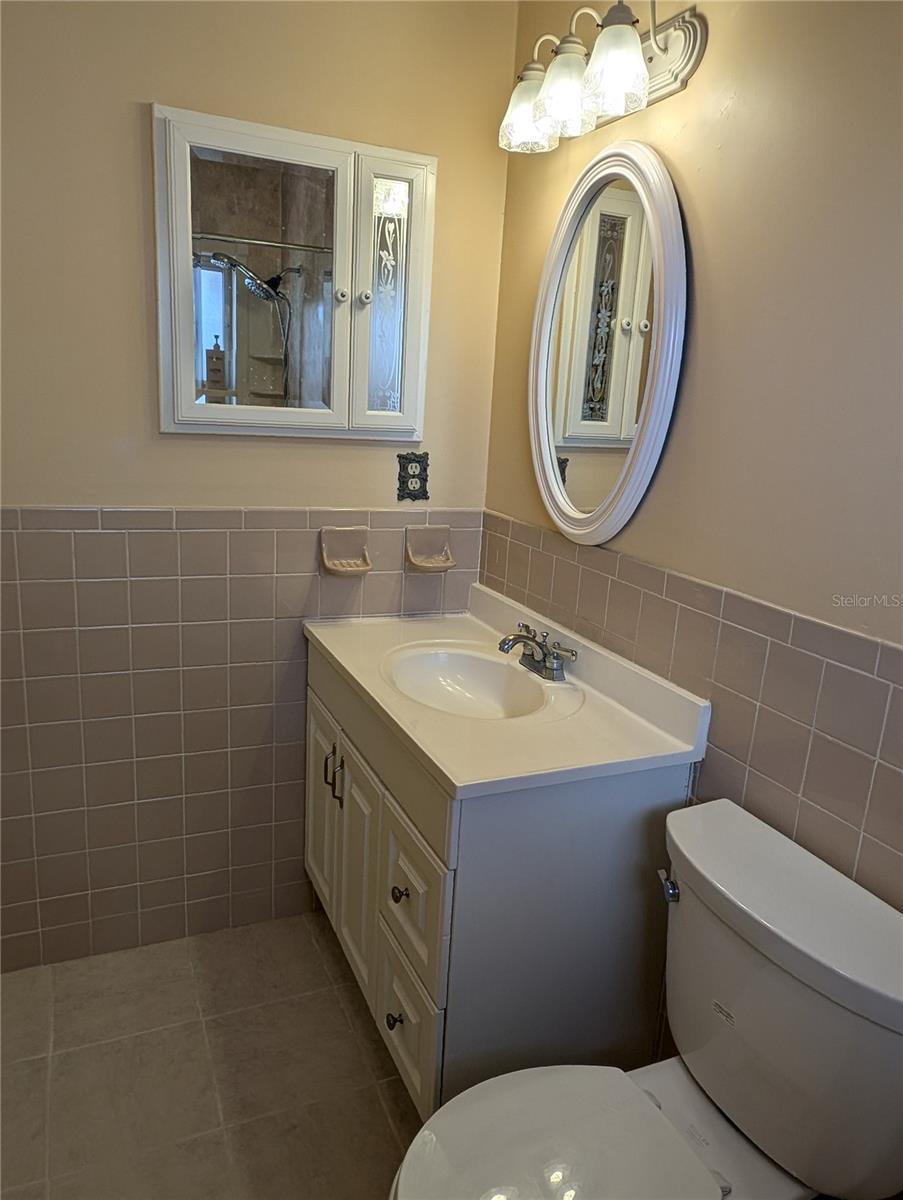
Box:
620, 318, 632, 332
334, 288, 349, 303
390, 886, 410, 904
359, 290, 373, 305
639, 319, 651, 333
385, 1012, 404, 1031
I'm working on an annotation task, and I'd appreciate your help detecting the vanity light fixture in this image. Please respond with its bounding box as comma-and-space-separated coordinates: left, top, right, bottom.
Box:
532, 30, 596, 141
582, 1, 650, 119
498, 1, 706, 154
498, 36, 561, 153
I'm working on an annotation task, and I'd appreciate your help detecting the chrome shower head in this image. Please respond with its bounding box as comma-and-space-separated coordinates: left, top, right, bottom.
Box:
209, 252, 240, 270
209, 252, 276, 299
243, 276, 277, 302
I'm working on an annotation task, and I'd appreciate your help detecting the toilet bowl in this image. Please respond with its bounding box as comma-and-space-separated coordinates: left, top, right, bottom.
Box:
390, 800, 903, 1200
391, 1056, 812, 1200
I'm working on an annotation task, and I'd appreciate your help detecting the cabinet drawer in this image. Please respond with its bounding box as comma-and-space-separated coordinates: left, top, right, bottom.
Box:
379, 792, 453, 1007
375, 916, 444, 1121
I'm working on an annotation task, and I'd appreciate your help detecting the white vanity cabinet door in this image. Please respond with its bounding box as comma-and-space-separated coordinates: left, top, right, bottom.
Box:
375, 917, 444, 1120
304, 694, 341, 919
379, 792, 453, 1007
333, 735, 381, 1008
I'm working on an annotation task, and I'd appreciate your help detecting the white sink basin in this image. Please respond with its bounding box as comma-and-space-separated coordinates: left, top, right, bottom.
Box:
381, 642, 583, 721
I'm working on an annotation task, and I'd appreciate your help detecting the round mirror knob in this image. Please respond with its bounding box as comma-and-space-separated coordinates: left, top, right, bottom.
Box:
359, 290, 373, 305
334, 288, 349, 303
385, 1012, 404, 1031
390, 885, 410, 904
639, 319, 651, 333
620, 318, 632, 331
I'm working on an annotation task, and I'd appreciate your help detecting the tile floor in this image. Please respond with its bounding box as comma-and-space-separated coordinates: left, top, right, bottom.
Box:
1, 914, 421, 1199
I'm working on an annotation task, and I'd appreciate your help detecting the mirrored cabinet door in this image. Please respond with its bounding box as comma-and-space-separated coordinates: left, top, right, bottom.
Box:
154, 106, 435, 440
189, 143, 352, 428
350, 155, 435, 436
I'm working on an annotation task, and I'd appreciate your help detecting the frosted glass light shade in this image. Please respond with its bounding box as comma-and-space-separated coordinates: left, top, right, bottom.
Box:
499, 76, 558, 153
533, 51, 595, 140
583, 23, 650, 118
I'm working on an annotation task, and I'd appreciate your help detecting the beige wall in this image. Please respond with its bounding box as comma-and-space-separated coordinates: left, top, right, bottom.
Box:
0, 1, 516, 509
486, 1, 903, 640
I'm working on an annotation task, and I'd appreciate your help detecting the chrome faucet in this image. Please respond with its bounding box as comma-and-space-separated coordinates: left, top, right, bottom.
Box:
498, 622, 578, 682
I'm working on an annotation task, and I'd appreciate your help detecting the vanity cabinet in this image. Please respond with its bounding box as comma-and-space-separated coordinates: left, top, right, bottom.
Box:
305, 647, 696, 1122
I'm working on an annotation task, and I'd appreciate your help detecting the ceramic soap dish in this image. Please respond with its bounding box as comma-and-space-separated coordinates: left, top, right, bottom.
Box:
405, 525, 456, 573
320, 527, 372, 576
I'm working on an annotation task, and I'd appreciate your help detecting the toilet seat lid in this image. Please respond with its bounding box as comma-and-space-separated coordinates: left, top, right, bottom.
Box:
395, 1066, 722, 1200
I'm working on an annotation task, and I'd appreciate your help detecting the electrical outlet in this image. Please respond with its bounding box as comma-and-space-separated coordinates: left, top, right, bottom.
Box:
397, 451, 429, 501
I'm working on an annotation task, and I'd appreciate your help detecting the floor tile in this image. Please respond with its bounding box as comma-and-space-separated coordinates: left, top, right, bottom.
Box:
1, 1057, 48, 1190
227, 1084, 401, 1200
303, 910, 357, 986
2, 966, 52, 1062
188, 916, 328, 1016
205, 991, 370, 1124
379, 1076, 422, 1153
336, 981, 398, 1083
52, 941, 198, 1051
48, 1023, 219, 1178
48, 1131, 234, 1200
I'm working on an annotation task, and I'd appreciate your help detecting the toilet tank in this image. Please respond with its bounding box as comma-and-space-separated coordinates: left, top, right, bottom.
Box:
664, 799, 903, 1200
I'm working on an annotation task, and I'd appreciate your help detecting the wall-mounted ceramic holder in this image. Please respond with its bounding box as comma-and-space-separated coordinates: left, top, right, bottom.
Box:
320, 527, 372, 576
405, 525, 456, 573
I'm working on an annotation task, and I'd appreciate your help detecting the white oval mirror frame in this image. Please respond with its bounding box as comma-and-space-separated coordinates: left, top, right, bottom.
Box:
529, 140, 686, 544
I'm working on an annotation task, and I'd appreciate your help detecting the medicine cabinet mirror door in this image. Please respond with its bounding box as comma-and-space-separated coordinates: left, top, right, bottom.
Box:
530, 140, 686, 543
153, 105, 435, 440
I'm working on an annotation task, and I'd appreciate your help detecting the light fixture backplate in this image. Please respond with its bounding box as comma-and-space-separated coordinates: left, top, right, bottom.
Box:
596, 6, 706, 127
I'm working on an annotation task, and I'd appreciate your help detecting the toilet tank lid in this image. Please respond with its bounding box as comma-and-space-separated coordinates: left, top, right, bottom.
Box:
666, 800, 903, 1035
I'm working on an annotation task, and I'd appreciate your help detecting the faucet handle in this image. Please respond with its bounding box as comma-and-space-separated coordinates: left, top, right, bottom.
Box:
517, 621, 537, 638
551, 640, 578, 662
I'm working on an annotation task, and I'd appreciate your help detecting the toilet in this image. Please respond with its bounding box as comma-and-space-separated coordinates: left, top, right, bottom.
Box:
391, 799, 903, 1200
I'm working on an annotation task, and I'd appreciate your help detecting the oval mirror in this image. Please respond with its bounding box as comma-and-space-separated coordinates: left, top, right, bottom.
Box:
529, 141, 685, 544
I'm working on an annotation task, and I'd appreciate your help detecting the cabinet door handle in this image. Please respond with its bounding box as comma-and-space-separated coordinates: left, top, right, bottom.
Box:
385, 1011, 404, 1031
358, 290, 373, 305
323, 744, 336, 786
330, 756, 344, 808
390, 886, 410, 904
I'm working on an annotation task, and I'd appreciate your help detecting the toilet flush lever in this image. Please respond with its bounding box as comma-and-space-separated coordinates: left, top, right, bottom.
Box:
657, 869, 680, 903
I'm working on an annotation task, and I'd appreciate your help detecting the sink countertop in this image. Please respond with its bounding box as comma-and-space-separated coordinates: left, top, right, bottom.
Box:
304, 586, 710, 799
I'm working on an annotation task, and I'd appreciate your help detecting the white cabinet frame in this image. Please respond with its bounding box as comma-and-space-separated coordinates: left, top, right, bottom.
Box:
152, 104, 435, 440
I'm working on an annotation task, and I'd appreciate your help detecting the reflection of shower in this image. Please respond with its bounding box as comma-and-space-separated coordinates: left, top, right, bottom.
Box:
207, 252, 301, 405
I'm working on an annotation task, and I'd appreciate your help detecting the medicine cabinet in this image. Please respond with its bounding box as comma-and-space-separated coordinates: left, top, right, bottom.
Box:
152, 105, 436, 439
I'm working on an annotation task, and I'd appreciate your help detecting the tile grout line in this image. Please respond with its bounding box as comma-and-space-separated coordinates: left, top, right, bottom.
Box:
48, 977, 338, 1060
269, 530, 276, 922
791, 654, 828, 841
68, 532, 95, 962
852, 683, 894, 879
43, 964, 57, 1191
737, 637, 775, 809
175, 532, 189, 946
13, 528, 43, 969
123, 533, 142, 954
185, 945, 227, 1136
225, 531, 234, 932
